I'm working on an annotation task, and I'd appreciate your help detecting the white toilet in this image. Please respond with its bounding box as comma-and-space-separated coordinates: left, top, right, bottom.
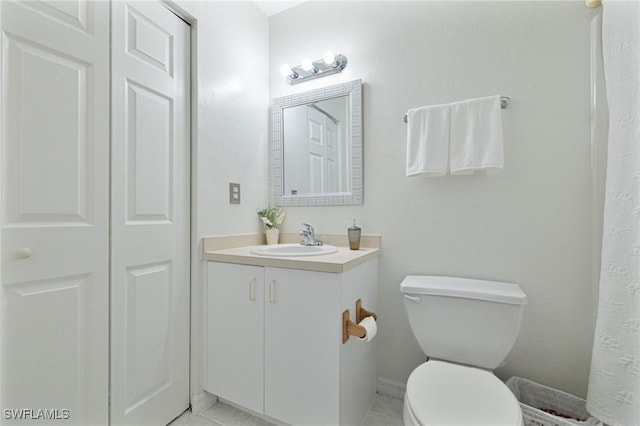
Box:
400, 275, 528, 426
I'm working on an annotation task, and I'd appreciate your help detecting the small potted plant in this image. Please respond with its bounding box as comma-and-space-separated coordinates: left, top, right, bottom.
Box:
257, 207, 286, 245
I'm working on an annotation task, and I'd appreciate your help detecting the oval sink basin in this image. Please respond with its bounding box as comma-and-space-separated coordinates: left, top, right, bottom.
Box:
251, 243, 338, 257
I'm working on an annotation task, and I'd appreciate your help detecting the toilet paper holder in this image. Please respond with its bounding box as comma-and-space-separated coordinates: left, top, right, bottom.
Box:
342, 299, 377, 344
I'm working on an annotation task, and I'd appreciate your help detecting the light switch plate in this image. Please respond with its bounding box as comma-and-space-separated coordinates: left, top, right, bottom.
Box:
229, 183, 240, 204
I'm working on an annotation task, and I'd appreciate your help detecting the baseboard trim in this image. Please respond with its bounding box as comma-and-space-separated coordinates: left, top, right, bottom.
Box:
377, 377, 406, 400
191, 390, 217, 415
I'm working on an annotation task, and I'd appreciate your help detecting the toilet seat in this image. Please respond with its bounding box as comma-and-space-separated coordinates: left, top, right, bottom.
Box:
404, 360, 522, 426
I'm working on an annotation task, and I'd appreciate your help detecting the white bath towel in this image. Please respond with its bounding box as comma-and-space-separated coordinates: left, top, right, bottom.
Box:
449, 95, 504, 175
406, 104, 450, 177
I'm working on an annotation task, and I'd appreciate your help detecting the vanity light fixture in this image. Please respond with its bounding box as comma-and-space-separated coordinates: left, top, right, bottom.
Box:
281, 51, 348, 85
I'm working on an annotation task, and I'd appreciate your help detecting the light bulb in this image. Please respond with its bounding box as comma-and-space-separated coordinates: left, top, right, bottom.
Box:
301, 58, 314, 71
280, 64, 293, 77
323, 50, 336, 65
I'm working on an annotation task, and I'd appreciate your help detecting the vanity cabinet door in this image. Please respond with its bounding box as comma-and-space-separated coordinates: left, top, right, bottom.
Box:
264, 267, 341, 426
206, 262, 265, 413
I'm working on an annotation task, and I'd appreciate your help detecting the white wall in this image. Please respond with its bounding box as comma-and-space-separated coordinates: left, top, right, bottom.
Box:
173, 0, 270, 406
269, 1, 602, 398
178, 1, 270, 237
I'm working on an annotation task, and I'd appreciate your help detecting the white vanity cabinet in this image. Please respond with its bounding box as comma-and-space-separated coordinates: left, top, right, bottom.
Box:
205, 257, 378, 426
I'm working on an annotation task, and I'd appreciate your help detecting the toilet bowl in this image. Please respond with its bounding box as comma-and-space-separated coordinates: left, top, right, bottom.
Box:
403, 361, 523, 426
400, 275, 528, 426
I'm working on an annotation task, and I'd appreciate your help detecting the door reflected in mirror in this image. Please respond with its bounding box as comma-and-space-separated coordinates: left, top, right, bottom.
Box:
273, 79, 362, 206
283, 96, 350, 196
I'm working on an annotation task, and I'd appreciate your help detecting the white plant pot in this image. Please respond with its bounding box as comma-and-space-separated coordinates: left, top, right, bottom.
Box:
265, 228, 280, 245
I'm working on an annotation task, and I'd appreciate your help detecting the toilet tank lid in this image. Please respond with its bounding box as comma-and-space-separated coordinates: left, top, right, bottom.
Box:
400, 275, 528, 305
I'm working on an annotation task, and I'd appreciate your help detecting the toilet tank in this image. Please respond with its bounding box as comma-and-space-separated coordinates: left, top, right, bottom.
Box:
400, 276, 527, 370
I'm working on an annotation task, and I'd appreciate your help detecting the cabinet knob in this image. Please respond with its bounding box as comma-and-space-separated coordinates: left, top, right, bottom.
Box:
16, 248, 33, 259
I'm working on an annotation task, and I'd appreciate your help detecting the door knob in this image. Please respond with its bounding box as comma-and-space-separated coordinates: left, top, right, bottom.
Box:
16, 248, 33, 259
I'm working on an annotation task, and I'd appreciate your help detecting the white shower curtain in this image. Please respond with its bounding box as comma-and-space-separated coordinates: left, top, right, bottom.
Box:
586, 2, 640, 426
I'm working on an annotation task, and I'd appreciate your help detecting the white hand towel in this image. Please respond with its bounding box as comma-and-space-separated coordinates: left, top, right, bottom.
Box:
449, 95, 504, 175
406, 104, 450, 177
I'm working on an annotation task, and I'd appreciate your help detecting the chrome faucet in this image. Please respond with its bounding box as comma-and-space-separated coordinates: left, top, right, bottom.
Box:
300, 223, 323, 246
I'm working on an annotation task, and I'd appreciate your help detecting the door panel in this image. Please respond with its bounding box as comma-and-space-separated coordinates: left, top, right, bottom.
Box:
4, 36, 93, 224
1, 1, 110, 424
125, 81, 173, 223
325, 119, 338, 192
110, 2, 190, 425
264, 268, 340, 426
126, 5, 174, 75
15, 0, 95, 34
206, 263, 265, 414
124, 261, 173, 410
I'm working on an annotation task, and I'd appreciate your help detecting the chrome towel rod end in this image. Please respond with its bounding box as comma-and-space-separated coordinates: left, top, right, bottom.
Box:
403, 96, 511, 123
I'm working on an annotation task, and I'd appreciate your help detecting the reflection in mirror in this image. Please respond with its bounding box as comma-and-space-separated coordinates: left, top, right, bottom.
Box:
273, 79, 362, 206
283, 96, 350, 195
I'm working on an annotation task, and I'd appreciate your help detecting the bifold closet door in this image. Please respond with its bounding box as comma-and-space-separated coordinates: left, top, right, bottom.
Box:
110, 2, 191, 425
0, 1, 110, 424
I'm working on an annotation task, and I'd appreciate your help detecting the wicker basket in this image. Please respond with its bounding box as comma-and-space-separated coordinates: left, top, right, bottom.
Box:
506, 377, 603, 426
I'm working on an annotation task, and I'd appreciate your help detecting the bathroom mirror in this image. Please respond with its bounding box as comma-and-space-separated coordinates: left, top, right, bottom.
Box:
272, 79, 362, 206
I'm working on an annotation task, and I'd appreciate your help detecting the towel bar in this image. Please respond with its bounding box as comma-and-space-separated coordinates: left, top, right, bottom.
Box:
403, 96, 511, 123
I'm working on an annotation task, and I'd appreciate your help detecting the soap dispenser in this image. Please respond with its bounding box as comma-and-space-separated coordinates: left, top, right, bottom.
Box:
347, 217, 361, 250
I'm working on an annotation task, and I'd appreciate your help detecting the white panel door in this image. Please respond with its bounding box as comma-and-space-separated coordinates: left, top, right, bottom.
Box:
307, 106, 339, 193
1, 1, 110, 424
110, 2, 190, 425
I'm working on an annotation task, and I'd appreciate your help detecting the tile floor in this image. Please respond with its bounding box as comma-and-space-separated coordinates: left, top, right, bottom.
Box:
169, 393, 404, 426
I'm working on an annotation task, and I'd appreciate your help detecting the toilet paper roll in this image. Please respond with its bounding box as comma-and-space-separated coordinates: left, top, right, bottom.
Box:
356, 316, 377, 342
